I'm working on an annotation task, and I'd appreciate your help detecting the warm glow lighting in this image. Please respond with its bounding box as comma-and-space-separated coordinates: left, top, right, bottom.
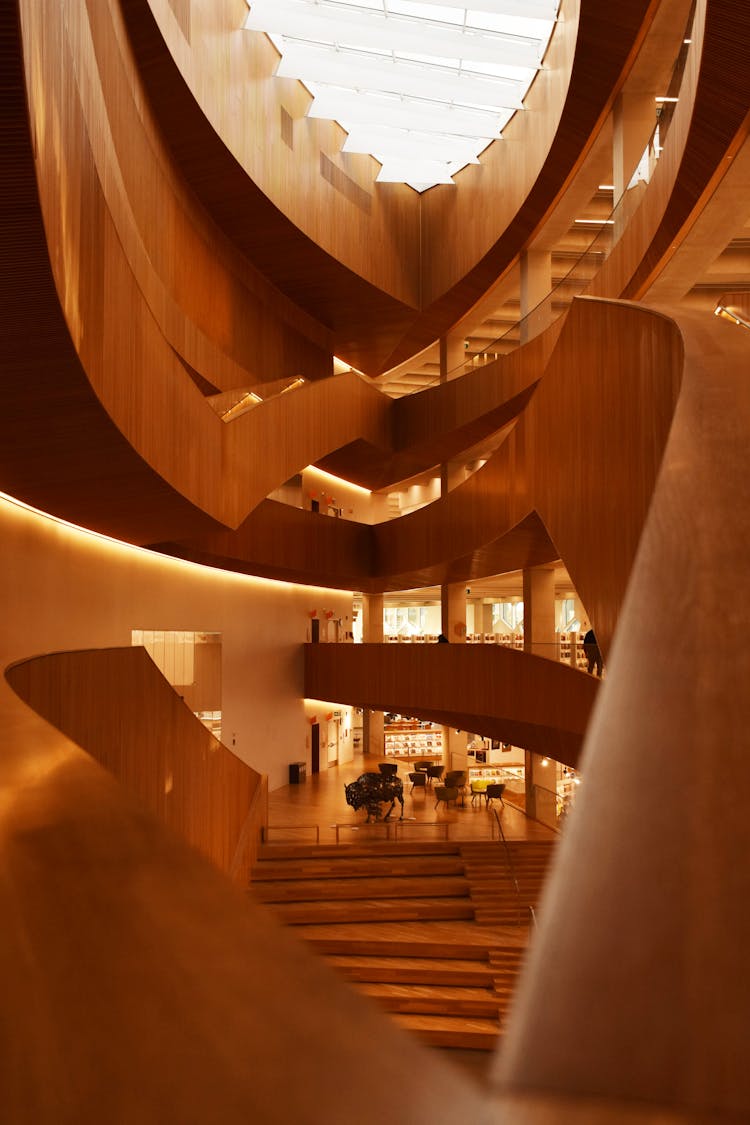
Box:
598, 183, 615, 191
714, 304, 750, 329
655, 96, 679, 102
280, 377, 306, 394
0, 490, 353, 597
220, 391, 263, 421
305, 466, 372, 495
574, 218, 615, 225
541, 757, 549, 766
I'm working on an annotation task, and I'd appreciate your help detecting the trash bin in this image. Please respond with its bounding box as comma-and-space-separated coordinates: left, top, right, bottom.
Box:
289, 761, 306, 784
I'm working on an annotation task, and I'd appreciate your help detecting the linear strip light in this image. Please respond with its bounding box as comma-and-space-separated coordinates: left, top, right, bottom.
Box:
244, 0, 542, 70
275, 44, 525, 110
305, 466, 372, 495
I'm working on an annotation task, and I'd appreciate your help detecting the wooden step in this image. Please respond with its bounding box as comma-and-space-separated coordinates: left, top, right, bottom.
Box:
267, 897, 476, 925
359, 983, 504, 1019
250, 875, 469, 904
251, 856, 466, 881
324, 954, 496, 987
391, 1013, 501, 1051
257, 841, 461, 861
305, 938, 505, 959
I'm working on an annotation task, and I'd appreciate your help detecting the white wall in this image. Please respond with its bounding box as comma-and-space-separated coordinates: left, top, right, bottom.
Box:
0, 493, 352, 792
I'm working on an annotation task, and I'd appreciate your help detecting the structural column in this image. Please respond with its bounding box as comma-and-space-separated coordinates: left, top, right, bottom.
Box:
520, 249, 552, 343
440, 582, 467, 769
440, 332, 468, 498
612, 91, 656, 238
361, 594, 384, 757
522, 565, 557, 821
439, 332, 466, 385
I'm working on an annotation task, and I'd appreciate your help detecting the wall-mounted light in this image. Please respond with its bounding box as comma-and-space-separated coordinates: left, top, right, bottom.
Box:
714, 304, 750, 329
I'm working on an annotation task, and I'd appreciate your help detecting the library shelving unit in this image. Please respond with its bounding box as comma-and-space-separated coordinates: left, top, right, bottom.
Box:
384, 720, 443, 760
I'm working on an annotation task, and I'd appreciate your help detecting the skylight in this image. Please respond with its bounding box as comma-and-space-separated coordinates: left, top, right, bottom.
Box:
242, 0, 559, 191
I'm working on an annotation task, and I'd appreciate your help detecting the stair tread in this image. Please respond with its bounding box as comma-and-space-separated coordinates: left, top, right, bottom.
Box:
258, 842, 462, 860
250, 876, 469, 902
252, 858, 466, 880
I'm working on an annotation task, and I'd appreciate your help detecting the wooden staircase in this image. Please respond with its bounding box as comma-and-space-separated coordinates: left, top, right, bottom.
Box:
460, 841, 555, 926
249, 840, 549, 1056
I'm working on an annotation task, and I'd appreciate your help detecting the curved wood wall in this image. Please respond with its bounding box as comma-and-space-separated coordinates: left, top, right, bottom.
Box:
122, 0, 663, 372
6, 646, 264, 884
305, 643, 599, 768
0, 650, 482, 1124
169, 298, 684, 663
494, 304, 750, 1122
2, 0, 750, 1118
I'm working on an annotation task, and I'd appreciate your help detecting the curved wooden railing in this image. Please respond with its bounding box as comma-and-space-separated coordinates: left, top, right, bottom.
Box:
493, 302, 750, 1121
0, 650, 480, 1123
6, 646, 265, 885
169, 297, 683, 660
304, 643, 599, 769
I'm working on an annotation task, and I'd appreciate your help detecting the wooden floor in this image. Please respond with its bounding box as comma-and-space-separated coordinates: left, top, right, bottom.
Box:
266, 752, 558, 847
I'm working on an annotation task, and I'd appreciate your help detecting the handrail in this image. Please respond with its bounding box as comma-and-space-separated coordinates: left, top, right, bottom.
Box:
492, 808, 523, 926
262, 823, 321, 844
334, 821, 393, 843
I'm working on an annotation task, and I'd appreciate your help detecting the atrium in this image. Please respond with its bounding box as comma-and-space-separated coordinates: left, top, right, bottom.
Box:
1, 0, 749, 1122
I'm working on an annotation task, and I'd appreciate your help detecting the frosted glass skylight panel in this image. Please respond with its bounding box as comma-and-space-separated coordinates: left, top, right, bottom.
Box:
275, 44, 525, 108
243, 0, 559, 189
400, 0, 559, 17
376, 159, 456, 184
342, 125, 482, 164
307, 88, 510, 139
244, 1, 542, 69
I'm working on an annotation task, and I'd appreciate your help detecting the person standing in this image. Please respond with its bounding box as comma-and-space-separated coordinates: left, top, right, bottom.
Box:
583, 627, 603, 676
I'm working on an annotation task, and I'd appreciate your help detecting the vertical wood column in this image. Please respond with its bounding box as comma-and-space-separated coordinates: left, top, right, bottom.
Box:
613, 91, 656, 237
440, 333, 467, 498
439, 332, 466, 384
520, 249, 552, 343
362, 594, 384, 757
523, 565, 557, 819
441, 582, 467, 768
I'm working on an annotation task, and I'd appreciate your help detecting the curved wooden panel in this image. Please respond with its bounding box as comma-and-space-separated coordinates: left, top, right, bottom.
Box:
319, 322, 562, 491
184, 300, 681, 666
0, 665, 484, 1124
494, 305, 750, 1119
6, 646, 263, 884
120, 0, 659, 373
5, 0, 399, 539
588, 0, 750, 302
305, 643, 599, 768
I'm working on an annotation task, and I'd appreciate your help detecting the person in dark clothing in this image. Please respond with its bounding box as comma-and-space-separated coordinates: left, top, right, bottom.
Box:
437, 633, 449, 643
583, 628, 603, 676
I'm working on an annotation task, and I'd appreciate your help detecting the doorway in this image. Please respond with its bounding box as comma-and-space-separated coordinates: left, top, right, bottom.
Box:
311, 723, 320, 774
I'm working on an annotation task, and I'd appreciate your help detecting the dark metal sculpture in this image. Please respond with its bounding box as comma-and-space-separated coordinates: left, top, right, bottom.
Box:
344, 772, 405, 822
